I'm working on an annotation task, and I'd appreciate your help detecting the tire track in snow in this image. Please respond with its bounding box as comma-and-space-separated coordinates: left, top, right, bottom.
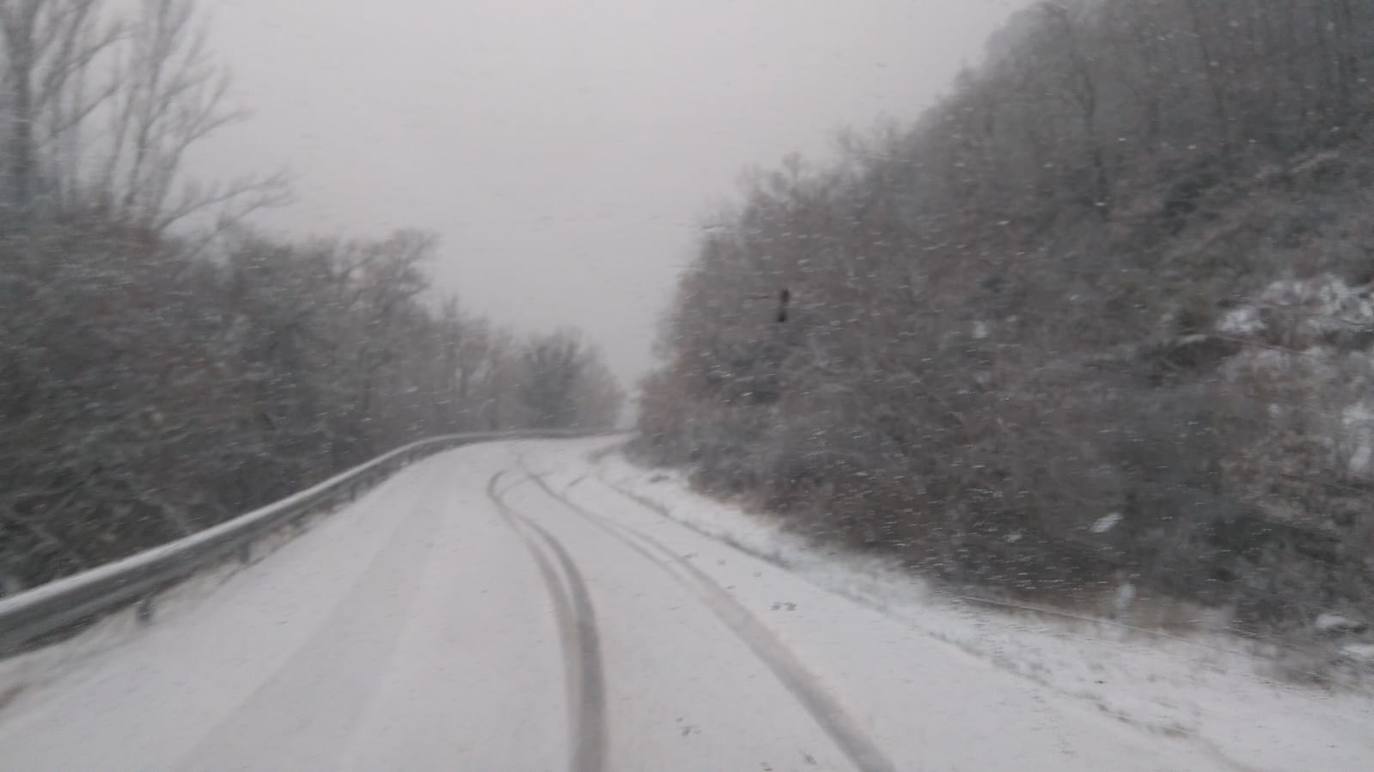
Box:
587, 465, 1266, 772
486, 472, 607, 772
524, 472, 899, 772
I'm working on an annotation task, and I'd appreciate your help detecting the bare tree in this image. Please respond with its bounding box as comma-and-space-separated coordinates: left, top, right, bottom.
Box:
0, 0, 120, 216
1037, 2, 1111, 215
94, 0, 286, 234
0, 0, 285, 231
515, 330, 623, 430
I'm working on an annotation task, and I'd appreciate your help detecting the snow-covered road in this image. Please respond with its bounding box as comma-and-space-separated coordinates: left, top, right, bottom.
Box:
0, 438, 1366, 771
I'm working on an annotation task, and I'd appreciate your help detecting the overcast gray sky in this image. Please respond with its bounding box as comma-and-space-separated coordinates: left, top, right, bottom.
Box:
196, 0, 1026, 389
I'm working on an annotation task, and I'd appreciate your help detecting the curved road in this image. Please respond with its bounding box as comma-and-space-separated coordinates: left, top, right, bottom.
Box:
0, 439, 1228, 770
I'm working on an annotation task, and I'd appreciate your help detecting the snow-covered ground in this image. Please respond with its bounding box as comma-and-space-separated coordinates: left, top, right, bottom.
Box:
589, 443, 1374, 772
0, 437, 1369, 770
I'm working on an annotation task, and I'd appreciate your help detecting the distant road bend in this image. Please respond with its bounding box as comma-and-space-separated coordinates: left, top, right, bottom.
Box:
0, 438, 1231, 771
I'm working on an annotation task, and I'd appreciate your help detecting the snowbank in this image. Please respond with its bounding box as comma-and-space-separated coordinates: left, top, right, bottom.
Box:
596, 447, 1374, 772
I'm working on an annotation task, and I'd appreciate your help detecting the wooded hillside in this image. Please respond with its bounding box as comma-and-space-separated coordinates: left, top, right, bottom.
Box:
639, 0, 1374, 631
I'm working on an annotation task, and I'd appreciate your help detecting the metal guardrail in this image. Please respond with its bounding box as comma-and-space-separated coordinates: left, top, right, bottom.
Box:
0, 429, 604, 657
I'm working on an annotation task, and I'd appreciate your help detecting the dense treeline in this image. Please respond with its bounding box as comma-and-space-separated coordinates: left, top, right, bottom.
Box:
0, 0, 622, 593
640, 0, 1374, 630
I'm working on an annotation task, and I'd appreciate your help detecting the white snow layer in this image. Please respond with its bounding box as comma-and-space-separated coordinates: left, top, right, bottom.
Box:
0, 438, 1369, 771
1090, 512, 1123, 534
589, 443, 1374, 772
1316, 613, 1366, 634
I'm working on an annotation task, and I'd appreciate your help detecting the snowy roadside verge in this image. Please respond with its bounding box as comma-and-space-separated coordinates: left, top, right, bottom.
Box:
593, 444, 1374, 772
0, 453, 449, 722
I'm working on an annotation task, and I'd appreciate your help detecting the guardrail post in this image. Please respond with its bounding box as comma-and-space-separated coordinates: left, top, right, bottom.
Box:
136, 596, 155, 625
